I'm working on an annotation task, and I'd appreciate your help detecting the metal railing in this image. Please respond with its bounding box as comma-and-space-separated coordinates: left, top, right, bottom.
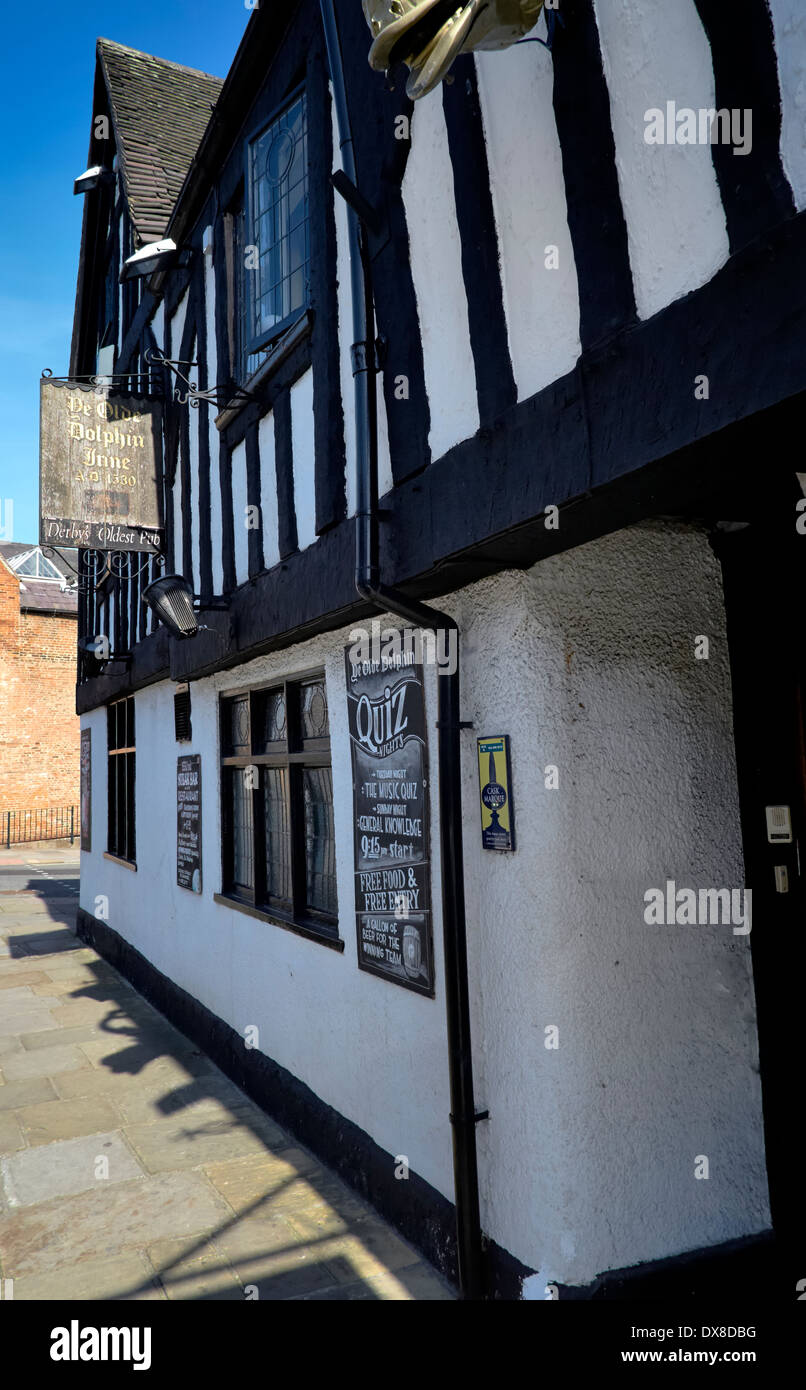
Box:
3, 806, 78, 848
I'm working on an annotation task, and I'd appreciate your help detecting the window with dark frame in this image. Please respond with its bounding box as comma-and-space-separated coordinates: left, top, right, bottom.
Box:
243, 88, 310, 363
220, 674, 338, 939
107, 695, 136, 863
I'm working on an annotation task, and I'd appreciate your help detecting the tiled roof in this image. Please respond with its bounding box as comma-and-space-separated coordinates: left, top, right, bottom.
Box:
0, 543, 33, 563
17, 581, 78, 616
97, 38, 224, 247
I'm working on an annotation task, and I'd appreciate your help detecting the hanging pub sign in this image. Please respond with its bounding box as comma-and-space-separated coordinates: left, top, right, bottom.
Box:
39, 378, 163, 553
80, 728, 92, 852
345, 631, 434, 997
477, 735, 515, 851
177, 754, 202, 893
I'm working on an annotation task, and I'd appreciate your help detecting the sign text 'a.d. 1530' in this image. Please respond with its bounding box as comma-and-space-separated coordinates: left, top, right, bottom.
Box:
40, 380, 163, 553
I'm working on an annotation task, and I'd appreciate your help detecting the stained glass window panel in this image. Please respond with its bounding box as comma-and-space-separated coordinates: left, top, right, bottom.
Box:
300, 681, 328, 741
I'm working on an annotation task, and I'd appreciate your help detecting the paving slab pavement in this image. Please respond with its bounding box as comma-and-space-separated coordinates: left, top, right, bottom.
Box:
0, 845, 454, 1301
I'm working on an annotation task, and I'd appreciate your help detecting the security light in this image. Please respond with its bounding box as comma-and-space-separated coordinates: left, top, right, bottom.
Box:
142, 574, 199, 639
73, 165, 114, 195
120, 238, 190, 283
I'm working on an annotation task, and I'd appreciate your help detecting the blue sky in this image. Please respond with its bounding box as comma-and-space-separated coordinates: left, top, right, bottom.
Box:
0, 0, 250, 545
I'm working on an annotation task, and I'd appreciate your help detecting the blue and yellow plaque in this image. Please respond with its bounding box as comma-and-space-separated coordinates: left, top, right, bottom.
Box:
477, 736, 515, 851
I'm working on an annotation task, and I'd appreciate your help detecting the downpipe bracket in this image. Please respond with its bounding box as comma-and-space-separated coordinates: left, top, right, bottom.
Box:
350, 338, 386, 376
330, 168, 383, 234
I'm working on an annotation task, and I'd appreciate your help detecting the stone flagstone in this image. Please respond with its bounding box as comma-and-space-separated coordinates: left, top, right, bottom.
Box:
0, 1131, 144, 1206
0, 845, 454, 1300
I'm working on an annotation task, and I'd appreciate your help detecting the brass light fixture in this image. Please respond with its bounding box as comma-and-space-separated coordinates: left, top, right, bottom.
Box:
363, 0, 545, 100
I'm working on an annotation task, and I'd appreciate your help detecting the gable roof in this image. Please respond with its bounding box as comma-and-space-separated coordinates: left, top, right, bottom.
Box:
97, 37, 224, 247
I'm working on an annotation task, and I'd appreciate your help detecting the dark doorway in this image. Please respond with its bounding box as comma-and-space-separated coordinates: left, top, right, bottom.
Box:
717, 479, 806, 1298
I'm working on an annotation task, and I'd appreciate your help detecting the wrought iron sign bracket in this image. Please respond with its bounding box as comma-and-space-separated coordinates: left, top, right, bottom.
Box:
41, 545, 163, 597
145, 348, 256, 410
40, 368, 162, 398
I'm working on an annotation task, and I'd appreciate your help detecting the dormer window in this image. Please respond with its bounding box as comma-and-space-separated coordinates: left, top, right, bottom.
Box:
244, 89, 310, 357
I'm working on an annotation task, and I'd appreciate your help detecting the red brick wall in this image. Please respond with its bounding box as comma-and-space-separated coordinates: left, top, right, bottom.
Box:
0, 562, 80, 813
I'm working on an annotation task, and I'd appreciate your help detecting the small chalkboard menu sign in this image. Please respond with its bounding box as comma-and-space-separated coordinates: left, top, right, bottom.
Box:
345, 631, 434, 996
177, 754, 202, 893
80, 728, 91, 852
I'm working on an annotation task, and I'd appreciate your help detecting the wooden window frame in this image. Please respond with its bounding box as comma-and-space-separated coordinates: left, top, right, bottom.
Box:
107, 694, 136, 865
219, 670, 339, 944
243, 83, 311, 361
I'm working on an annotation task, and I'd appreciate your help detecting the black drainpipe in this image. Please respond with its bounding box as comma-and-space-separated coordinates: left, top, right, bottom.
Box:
319, 2, 486, 1301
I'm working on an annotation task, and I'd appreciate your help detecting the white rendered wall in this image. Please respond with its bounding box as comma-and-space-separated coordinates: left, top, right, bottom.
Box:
447, 522, 768, 1285
168, 292, 189, 576
204, 235, 224, 595
172, 473, 183, 578
79, 625, 455, 1204
168, 291, 188, 371
80, 521, 768, 1286
768, 0, 806, 209
331, 92, 393, 513
593, 0, 730, 321
145, 305, 164, 636
118, 211, 124, 349
151, 301, 164, 353
475, 46, 581, 400
402, 93, 478, 461
231, 439, 248, 586
188, 335, 199, 594
331, 92, 357, 518
290, 369, 316, 550
258, 410, 279, 568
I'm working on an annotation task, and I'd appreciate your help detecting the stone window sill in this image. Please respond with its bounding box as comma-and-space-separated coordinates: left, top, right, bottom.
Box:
103, 852, 137, 872
213, 892, 343, 952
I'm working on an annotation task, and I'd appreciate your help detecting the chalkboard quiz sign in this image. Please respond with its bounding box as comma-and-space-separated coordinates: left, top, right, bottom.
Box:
344, 633, 434, 996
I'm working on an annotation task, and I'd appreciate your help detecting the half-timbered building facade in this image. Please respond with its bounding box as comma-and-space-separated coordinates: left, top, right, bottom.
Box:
68, 3, 806, 1298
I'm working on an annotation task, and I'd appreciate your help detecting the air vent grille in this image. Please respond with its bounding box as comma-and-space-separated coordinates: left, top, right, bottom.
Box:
174, 684, 192, 742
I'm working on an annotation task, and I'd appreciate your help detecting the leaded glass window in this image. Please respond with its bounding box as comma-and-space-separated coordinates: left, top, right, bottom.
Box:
220, 672, 337, 940
303, 767, 336, 916
245, 91, 309, 358
107, 695, 135, 863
